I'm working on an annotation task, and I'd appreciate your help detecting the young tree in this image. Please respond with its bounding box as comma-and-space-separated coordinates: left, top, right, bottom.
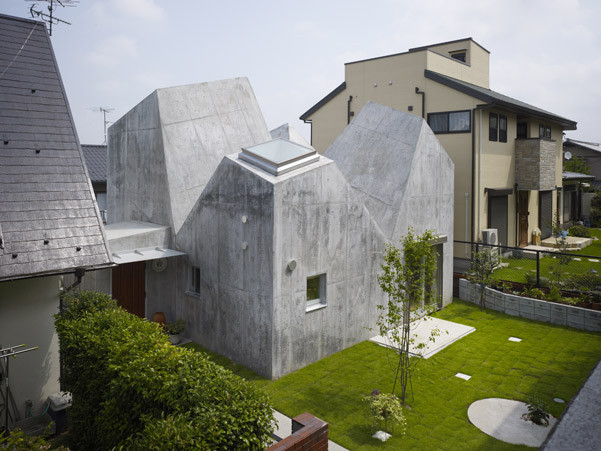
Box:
376, 229, 440, 403
467, 248, 500, 311
564, 155, 591, 175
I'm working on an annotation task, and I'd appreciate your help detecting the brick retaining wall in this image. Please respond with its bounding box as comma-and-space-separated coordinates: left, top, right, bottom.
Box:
266, 413, 328, 451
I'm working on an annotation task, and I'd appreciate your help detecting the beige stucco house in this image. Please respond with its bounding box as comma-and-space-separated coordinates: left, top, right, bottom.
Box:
300, 38, 577, 255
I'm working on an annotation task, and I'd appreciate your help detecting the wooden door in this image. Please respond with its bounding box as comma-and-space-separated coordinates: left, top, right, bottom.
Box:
518, 191, 529, 247
112, 262, 146, 317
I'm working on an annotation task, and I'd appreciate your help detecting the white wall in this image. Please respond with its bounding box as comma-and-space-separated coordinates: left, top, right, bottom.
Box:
0, 276, 61, 419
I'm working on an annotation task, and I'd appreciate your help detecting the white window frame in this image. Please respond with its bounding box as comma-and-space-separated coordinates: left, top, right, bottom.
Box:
306, 274, 327, 312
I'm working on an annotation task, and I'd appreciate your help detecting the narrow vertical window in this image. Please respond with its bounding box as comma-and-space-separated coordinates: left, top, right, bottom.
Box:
489, 113, 498, 141
188, 265, 200, 296
539, 124, 545, 138
499, 115, 507, 143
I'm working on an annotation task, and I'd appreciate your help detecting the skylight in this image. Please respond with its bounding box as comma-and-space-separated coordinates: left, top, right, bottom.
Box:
240, 139, 319, 176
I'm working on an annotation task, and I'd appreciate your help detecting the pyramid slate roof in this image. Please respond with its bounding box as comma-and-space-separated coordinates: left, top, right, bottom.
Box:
0, 13, 111, 281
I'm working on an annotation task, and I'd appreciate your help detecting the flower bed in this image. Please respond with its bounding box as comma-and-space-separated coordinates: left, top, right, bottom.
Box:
458, 279, 601, 332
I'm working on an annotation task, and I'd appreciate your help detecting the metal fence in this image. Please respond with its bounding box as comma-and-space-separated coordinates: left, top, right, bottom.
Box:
454, 240, 601, 296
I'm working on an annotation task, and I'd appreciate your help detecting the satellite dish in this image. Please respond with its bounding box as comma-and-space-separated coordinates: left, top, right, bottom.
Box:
564, 151, 573, 160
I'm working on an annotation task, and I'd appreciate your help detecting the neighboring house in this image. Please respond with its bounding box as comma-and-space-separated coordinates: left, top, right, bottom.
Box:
106, 79, 453, 379
564, 139, 600, 187
0, 13, 111, 422
562, 171, 594, 223
300, 38, 577, 252
81, 144, 107, 223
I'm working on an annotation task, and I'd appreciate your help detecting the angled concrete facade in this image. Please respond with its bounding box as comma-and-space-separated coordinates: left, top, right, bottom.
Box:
108, 80, 454, 379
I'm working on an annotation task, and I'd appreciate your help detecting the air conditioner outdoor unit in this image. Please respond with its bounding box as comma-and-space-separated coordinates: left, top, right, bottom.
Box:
482, 229, 498, 246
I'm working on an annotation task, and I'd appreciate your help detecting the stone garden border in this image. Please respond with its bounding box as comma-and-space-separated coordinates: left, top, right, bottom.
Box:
458, 279, 601, 332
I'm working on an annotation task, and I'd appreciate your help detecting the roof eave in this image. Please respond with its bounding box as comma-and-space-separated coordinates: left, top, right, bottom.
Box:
424, 70, 577, 130
0, 262, 116, 283
300, 81, 346, 121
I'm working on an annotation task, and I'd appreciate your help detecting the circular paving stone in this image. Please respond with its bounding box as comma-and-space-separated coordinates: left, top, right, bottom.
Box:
467, 398, 557, 447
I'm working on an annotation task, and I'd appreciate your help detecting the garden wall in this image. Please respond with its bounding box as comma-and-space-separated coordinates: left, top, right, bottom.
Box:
458, 279, 601, 332
266, 413, 328, 451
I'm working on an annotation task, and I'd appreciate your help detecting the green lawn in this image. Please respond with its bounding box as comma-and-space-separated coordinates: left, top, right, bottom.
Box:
186, 301, 601, 450
492, 228, 601, 287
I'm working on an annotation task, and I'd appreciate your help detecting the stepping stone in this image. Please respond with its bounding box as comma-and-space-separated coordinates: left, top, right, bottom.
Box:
456, 372, 471, 380
508, 337, 522, 342
529, 270, 537, 273
573, 258, 582, 261
372, 430, 392, 442
588, 259, 599, 262
553, 398, 565, 403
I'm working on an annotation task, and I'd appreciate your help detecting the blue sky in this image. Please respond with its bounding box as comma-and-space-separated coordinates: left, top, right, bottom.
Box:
3, 0, 600, 145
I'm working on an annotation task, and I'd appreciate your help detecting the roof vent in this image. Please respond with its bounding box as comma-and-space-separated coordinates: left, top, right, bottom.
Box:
239, 139, 319, 176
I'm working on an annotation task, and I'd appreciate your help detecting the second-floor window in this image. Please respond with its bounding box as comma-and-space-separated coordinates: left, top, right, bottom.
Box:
489, 113, 507, 143
539, 124, 552, 139
427, 110, 471, 134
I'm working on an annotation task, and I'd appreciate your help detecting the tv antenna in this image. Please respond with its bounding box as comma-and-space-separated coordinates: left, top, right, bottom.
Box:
89, 107, 114, 145
26, 0, 79, 36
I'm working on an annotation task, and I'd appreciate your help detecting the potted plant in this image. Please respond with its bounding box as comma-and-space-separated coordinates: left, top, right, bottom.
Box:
164, 319, 186, 345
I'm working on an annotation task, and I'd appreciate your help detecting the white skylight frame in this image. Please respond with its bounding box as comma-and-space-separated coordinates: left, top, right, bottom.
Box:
239, 138, 319, 176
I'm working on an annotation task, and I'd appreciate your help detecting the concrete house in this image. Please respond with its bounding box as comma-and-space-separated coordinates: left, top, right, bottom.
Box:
300, 38, 577, 254
0, 14, 112, 421
107, 79, 453, 379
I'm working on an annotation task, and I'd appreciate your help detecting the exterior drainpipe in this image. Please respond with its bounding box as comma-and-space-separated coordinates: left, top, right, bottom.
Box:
515, 183, 519, 246
478, 109, 482, 241
347, 95, 353, 124
471, 105, 489, 248
415, 87, 425, 118
301, 119, 312, 146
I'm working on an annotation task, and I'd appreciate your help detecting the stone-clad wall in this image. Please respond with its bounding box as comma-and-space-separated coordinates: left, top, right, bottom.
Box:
458, 278, 601, 332
515, 138, 556, 190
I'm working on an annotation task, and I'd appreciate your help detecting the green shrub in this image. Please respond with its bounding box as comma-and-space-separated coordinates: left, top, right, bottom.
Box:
55, 292, 273, 450
568, 225, 592, 238
59, 289, 117, 321
591, 208, 601, 228
363, 389, 406, 435
522, 287, 545, 300
591, 192, 601, 210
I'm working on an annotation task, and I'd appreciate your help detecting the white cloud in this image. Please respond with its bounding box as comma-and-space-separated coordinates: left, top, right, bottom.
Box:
85, 35, 138, 69
109, 0, 166, 23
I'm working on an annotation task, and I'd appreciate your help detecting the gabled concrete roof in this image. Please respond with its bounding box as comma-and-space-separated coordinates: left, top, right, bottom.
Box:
0, 14, 111, 281
81, 144, 107, 183
270, 123, 312, 148
109, 78, 271, 233
325, 101, 453, 240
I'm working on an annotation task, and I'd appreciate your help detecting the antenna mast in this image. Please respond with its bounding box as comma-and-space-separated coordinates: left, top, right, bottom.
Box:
90, 107, 115, 145
27, 0, 79, 36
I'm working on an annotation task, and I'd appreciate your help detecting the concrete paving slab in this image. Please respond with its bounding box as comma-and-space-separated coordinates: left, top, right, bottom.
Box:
468, 398, 556, 447
455, 372, 471, 380
508, 337, 522, 342
370, 317, 475, 359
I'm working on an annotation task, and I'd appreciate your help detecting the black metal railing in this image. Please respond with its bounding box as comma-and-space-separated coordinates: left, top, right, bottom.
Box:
454, 240, 601, 294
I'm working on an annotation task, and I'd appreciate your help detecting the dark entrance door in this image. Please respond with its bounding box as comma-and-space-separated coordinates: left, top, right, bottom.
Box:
518, 191, 529, 247
539, 191, 553, 239
488, 195, 508, 246
112, 262, 146, 317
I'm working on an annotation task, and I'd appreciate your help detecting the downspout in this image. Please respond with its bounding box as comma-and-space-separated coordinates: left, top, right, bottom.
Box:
415, 87, 425, 118
515, 183, 519, 246
478, 109, 482, 240
471, 105, 489, 245
347, 95, 353, 124
301, 119, 312, 146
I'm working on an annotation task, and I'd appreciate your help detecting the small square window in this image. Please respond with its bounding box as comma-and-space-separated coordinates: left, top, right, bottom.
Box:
306, 274, 326, 311
449, 51, 466, 63
188, 265, 200, 296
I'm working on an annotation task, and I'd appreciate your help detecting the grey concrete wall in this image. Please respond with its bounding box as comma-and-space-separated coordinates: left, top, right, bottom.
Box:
0, 276, 61, 418
271, 158, 386, 378
63, 268, 111, 295
108, 91, 172, 228
325, 102, 455, 307
174, 157, 275, 377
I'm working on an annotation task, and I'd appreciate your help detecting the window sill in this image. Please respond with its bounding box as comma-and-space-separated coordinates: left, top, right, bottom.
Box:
185, 290, 200, 299
306, 302, 327, 313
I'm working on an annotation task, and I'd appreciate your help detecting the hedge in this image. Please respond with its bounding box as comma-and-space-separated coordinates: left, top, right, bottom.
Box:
55, 291, 274, 450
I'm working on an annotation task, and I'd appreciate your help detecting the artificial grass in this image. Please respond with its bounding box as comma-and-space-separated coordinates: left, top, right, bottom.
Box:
187, 300, 601, 450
